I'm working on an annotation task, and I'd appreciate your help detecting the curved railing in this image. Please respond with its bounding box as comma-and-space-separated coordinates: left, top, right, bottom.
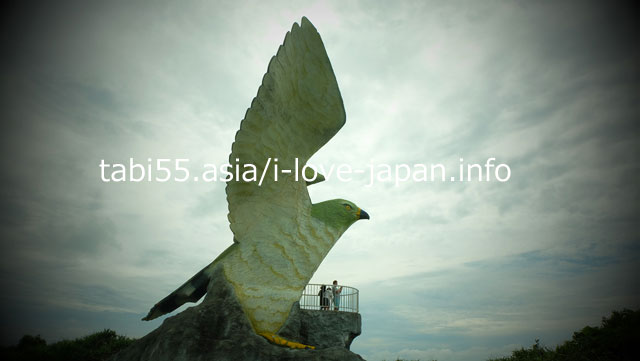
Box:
299, 283, 359, 313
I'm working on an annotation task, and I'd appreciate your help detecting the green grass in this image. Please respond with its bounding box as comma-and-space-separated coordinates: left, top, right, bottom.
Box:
0, 329, 135, 361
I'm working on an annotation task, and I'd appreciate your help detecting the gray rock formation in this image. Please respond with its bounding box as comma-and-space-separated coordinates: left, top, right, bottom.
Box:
279, 303, 361, 350
112, 267, 364, 361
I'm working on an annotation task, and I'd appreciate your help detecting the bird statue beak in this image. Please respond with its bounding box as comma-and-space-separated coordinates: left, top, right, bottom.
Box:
357, 209, 370, 220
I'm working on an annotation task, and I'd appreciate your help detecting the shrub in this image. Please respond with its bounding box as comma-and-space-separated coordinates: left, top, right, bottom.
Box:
488, 309, 640, 361
1, 329, 135, 361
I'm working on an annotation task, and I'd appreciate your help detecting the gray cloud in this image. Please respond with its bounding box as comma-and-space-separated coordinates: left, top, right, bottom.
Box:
1, 1, 638, 360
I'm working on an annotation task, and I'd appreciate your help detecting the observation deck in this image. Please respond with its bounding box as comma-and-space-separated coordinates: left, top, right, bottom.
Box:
298, 283, 359, 313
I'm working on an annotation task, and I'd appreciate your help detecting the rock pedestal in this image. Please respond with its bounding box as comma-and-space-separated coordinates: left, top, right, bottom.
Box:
279, 303, 361, 350
112, 267, 364, 361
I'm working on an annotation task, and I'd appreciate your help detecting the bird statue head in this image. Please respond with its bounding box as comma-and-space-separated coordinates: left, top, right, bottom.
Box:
311, 199, 370, 233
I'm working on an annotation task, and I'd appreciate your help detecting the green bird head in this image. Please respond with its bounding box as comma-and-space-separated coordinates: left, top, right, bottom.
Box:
311, 199, 370, 232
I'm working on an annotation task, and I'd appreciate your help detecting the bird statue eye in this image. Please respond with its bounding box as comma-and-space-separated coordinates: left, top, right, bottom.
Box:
344, 204, 352, 211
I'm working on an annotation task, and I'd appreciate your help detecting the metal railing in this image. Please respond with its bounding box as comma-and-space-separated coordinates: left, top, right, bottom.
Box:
299, 283, 359, 313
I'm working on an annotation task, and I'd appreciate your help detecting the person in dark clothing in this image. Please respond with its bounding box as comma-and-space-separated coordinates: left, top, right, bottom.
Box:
318, 285, 329, 310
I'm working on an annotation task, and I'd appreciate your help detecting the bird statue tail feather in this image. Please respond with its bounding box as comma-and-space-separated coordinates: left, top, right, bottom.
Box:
143, 244, 237, 321
142, 261, 214, 321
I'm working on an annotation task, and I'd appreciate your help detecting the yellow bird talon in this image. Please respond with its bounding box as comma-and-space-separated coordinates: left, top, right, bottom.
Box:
258, 332, 315, 350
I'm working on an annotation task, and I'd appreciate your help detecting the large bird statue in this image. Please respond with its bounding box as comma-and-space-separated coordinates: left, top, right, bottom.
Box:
142, 16, 369, 350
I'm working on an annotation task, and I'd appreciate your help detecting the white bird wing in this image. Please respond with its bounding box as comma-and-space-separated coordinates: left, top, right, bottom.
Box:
226, 17, 345, 245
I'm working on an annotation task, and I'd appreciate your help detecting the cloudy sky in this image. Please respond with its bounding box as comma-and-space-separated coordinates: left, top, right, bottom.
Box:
1, 1, 638, 360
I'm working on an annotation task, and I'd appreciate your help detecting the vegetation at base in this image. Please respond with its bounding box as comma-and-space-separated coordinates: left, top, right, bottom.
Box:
2, 309, 638, 361
488, 309, 640, 361
0, 329, 135, 361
